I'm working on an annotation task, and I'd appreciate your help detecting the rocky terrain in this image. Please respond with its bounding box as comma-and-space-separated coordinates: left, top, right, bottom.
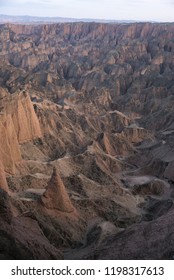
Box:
0, 22, 174, 259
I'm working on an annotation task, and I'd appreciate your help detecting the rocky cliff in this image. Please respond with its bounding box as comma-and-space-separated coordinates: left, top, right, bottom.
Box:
0, 88, 42, 174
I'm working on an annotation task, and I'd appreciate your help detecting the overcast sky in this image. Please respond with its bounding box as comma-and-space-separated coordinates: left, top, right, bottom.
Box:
0, 0, 173, 22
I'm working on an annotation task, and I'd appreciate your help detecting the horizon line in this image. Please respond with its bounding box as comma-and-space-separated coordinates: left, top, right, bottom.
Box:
0, 14, 163, 24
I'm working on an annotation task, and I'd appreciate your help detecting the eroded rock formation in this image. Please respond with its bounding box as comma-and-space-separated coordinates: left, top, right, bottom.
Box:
0, 160, 9, 192
0, 21, 174, 259
0, 89, 42, 173
40, 167, 75, 213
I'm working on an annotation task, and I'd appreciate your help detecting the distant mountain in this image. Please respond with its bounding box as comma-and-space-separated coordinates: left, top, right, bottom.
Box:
0, 14, 137, 24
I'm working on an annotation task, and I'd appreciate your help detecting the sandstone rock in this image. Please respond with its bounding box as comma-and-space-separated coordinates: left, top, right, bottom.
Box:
0, 91, 42, 173
40, 167, 75, 213
97, 132, 134, 156
9, 92, 42, 143
121, 126, 150, 144
0, 160, 9, 192
0, 114, 21, 174
0, 87, 8, 99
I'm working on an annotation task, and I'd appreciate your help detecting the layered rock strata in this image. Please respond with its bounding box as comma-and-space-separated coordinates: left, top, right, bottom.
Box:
0, 90, 42, 173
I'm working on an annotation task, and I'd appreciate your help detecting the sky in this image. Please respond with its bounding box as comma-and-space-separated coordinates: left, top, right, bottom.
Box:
0, 0, 174, 22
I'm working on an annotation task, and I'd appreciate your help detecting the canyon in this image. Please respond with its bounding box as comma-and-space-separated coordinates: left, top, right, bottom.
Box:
0, 21, 174, 259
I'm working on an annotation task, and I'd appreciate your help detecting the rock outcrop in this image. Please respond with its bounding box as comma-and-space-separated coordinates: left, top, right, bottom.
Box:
0, 114, 21, 174
4, 92, 42, 143
40, 167, 75, 213
0, 160, 9, 192
0, 90, 42, 174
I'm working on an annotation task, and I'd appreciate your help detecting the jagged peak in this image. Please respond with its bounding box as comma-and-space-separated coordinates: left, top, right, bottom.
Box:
40, 167, 75, 213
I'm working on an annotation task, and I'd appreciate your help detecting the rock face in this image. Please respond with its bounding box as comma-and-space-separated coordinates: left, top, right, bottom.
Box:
0, 189, 62, 259
0, 160, 9, 192
2, 91, 42, 144
0, 90, 42, 173
9, 93, 42, 143
0, 21, 174, 260
40, 167, 75, 213
0, 113, 21, 174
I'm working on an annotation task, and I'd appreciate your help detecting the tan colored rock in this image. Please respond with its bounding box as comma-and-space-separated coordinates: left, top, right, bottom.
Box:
0, 160, 9, 192
0, 92, 42, 173
121, 126, 150, 143
40, 167, 75, 213
0, 87, 8, 100
0, 114, 21, 174
102, 133, 115, 155
152, 55, 164, 65
10, 93, 42, 143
